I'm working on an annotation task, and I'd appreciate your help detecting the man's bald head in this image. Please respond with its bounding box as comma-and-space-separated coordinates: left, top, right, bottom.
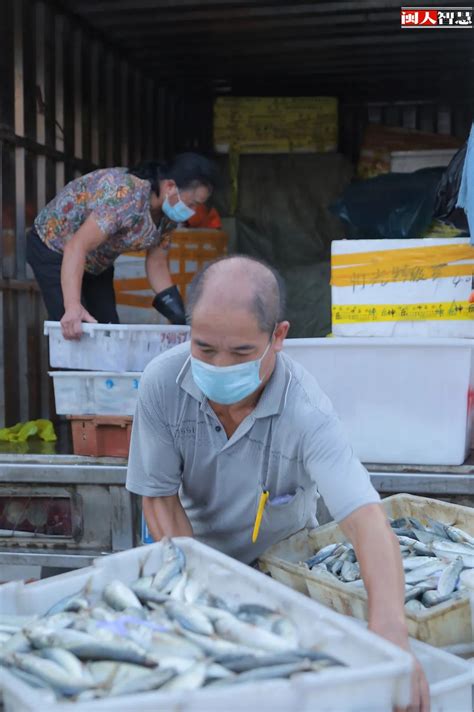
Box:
186, 255, 286, 334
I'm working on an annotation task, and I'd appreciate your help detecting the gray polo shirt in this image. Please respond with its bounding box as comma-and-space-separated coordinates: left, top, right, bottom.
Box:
126, 342, 380, 563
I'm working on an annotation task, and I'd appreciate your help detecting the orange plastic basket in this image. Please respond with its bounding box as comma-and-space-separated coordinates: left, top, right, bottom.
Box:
114, 229, 228, 308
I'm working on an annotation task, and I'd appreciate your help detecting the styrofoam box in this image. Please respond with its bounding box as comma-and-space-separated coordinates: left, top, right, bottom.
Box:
331, 238, 474, 338
283, 336, 474, 465
45, 322, 190, 372
49, 371, 141, 415
0, 539, 471, 712
390, 149, 457, 173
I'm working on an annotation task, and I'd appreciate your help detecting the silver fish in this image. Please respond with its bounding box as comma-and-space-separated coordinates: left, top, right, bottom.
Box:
38, 647, 89, 680
212, 660, 311, 686
160, 660, 207, 691
422, 590, 458, 608
305, 543, 342, 567
29, 628, 158, 667
152, 539, 186, 591
109, 668, 175, 696
103, 580, 143, 611
433, 541, 474, 567
437, 556, 463, 596
404, 561, 445, 585
214, 616, 296, 653
445, 525, 474, 546
165, 600, 214, 636
340, 560, 360, 583
405, 600, 427, 614
402, 556, 435, 571
11, 653, 94, 696
180, 628, 262, 659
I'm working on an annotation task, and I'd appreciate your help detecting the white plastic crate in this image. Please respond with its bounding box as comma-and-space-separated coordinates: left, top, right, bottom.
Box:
44, 322, 190, 372
390, 149, 457, 173
0, 538, 416, 712
49, 371, 141, 415
283, 336, 474, 465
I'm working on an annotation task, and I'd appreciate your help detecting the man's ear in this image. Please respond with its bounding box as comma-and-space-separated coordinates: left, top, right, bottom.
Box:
273, 321, 290, 352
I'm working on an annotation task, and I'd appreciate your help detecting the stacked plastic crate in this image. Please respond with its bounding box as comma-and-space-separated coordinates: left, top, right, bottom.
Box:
44, 322, 190, 457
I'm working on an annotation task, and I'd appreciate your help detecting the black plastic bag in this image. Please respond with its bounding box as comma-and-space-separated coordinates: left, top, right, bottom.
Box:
433, 142, 467, 219
330, 167, 445, 239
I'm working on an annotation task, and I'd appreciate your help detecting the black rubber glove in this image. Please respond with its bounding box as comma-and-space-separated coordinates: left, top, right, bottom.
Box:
152, 285, 187, 325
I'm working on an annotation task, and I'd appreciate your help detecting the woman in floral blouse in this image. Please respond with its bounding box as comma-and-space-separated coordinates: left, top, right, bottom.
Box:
26, 153, 218, 339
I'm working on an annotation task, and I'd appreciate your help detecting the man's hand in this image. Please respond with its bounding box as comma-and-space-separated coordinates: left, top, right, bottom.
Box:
469, 291, 474, 303
370, 619, 430, 712
60, 304, 97, 340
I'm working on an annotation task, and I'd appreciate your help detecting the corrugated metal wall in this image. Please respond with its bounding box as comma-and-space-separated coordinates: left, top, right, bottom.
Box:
0, 0, 168, 427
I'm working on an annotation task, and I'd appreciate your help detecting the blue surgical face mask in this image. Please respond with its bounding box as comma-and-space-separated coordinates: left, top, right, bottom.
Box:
191, 337, 274, 405
162, 189, 196, 222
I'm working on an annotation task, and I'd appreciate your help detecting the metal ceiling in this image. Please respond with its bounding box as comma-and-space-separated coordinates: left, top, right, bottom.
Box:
57, 0, 473, 99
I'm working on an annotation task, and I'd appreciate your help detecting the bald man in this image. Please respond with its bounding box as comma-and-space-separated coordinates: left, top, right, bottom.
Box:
126, 255, 429, 711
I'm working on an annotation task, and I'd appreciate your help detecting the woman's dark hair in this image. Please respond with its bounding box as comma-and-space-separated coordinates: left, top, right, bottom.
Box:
128, 153, 219, 194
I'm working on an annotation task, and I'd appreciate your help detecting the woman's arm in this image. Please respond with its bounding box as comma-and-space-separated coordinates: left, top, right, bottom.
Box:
60, 215, 108, 339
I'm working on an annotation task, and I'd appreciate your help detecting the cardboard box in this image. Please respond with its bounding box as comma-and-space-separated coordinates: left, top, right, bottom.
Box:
331, 237, 474, 337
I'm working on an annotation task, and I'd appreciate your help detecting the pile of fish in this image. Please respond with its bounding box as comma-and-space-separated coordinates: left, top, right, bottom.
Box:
0, 539, 345, 702
302, 514, 474, 614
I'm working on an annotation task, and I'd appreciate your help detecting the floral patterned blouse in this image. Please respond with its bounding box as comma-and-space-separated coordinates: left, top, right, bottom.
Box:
34, 168, 175, 275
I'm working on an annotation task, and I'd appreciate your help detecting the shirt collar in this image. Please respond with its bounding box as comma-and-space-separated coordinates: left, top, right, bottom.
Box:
176, 352, 291, 418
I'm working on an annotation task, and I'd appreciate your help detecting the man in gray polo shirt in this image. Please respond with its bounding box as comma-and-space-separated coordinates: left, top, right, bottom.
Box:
127, 255, 428, 711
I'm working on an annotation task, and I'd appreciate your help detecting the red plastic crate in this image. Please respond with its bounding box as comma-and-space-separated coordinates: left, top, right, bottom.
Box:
68, 416, 132, 458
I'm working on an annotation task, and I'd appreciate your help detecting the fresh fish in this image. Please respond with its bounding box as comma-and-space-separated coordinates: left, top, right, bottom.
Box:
180, 628, 263, 659
169, 571, 188, 601
109, 668, 175, 696
4, 667, 51, 689
404, 561, 445, 585
402, 556, 436, 571
340, 560, 360, 583
28, 628, 158, 667
152, 539, 186, 591
103, 580, 143, 611
404, 582, 437, 603
10, 653, 94, 696
422, 590, 459, 608
214, 616, 296, 653
407, 517, 426, 531
411, 530, 440, 545
1, 632, 31, 655
444, 525, 474, 546
46, 591, 90, 616
427, 516, 451, 539
271, 616, 299, 646
212, 660, 311, 686
433, 541, 474, 567
305, 543, 341, 567
38, 647, 89, 680
238, 603, 276, 617
437, 556, 463, 596
165, 600, 214, 636
328, 558, 344, 576
405, 600, 427, 614
131, 583, 170, 606
160, 661, 207, 691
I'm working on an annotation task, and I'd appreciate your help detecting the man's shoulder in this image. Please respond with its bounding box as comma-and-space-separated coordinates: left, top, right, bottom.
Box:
141, 341, 191, 385
279, 351, 335, 423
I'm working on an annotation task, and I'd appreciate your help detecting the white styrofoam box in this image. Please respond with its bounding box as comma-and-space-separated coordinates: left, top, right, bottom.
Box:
0, 538, 415, 711
49, 371, 141, 415
44, 322, 190, 372
390, 149, 457, 173
331, 238, 474, 338
283, 337, 474, 465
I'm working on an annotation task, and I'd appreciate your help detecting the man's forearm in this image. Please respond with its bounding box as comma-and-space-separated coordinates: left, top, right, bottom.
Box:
143, 494, 193, 541
340, 504, 408, 647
